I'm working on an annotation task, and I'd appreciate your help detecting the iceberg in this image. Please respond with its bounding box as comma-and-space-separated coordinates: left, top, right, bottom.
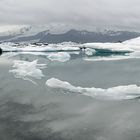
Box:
85, 48, 96, 56
81, 43, 134, 52
81, 36, 140, 53
9, 59, 46, 84
46, 78, 140, 100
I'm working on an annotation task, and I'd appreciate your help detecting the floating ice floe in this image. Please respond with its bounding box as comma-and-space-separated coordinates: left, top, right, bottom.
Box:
47, 52, 71, 62
46, 78, 140, 100
9, 59, 46, 84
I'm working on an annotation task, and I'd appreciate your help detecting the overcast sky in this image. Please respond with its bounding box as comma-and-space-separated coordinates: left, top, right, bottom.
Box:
0, 0, 140, 32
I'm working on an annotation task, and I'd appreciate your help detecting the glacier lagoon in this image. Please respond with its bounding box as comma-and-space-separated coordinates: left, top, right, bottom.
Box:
1, 40, 140, 140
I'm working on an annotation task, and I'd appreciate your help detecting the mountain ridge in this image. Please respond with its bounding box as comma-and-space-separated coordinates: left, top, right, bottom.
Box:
0, 28, 140, 43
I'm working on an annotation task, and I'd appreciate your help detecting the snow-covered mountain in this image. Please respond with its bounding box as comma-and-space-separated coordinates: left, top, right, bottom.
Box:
0, 26, 140, 43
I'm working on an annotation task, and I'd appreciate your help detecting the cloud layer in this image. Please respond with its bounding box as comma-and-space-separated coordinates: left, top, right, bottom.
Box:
0, 0, 140, 31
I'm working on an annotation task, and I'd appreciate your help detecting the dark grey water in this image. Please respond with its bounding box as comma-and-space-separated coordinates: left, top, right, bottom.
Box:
0, 52, 140, 140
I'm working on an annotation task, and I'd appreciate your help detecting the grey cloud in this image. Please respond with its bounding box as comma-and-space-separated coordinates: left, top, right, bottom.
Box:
0, 0, 140, 31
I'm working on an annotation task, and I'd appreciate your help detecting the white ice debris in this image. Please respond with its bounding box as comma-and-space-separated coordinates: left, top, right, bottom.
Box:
47, 52, 71, 62
0, 42, 80, 52
9, 59, 46, 84
46, 78, 140, 100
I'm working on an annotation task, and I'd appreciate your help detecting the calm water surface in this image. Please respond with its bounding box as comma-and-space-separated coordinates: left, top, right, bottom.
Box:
0, 52, 140, 140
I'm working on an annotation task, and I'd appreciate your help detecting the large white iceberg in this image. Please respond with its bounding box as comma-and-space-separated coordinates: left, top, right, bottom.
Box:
81, 36, 140, 52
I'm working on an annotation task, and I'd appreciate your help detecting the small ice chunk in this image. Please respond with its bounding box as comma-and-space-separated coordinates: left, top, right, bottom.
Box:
47, 52, 71, 62
85, 48, 96, 56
